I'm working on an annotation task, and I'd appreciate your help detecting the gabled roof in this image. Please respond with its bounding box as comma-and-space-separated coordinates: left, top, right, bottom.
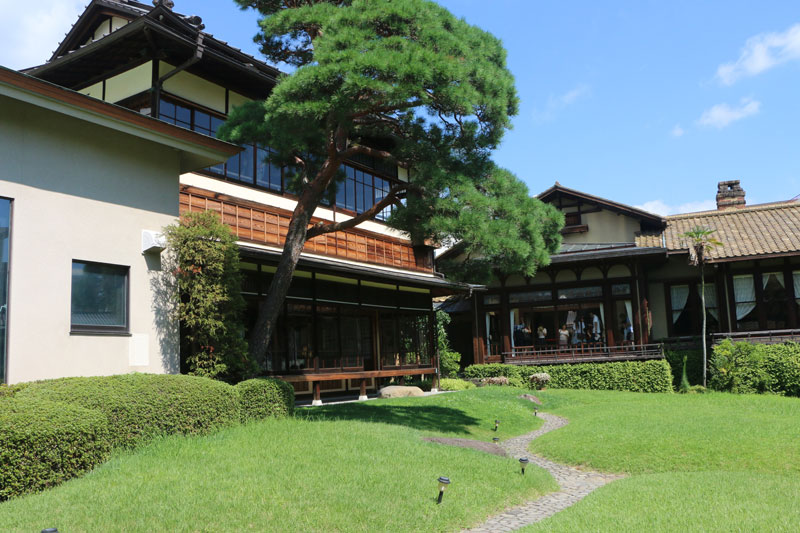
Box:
538, 182, 666, 227
635, 200, 800, 262
0, 66, 240, 173
24, 0, 280, 98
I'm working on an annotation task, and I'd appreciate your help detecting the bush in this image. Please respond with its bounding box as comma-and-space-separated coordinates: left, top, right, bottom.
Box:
664, 348, 703, 388
463, 363, 523, 380
0, 397, 111, 500
536, 360, 673, 393
440, 350, 461, 378
236, 378, 295, 421
464, 359, 673, 393
439, 378, 476, 391
529, 373, 551, 390
15, 373, 240, 448
710, 340, 800, 396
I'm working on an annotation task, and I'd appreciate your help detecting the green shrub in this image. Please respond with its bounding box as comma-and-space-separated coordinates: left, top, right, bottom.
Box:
465, 360, 672, 393
710, 340, 800, 396
0, 397, 111, 500
236, 378, 294, 421
463, 363, 523, 380
438, 378, 476, 391
16, 373, 240, 448
440, 350, 461, 378
403, 377, 433, 391
664, 348, 703, 388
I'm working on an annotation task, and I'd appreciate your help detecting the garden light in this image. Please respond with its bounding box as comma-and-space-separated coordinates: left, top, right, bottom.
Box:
534, 407, 538, 417
437, 476, 451, 504
494, 419, 500, 431
519, 457, 529, 475
41, 529, 59, 533
492, 437, 499, 443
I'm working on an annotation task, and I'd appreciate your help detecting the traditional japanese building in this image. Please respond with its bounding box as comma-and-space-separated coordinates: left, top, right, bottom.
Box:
439, 180, 800, 367
9, 0, 472, 400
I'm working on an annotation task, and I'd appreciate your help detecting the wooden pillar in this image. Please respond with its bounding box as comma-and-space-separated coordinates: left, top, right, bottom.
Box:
500, 280, 512, 354
784, 260, 797, 329
358, 378, 368, 401
470, 291, 484, 365
311, 381, 322, 406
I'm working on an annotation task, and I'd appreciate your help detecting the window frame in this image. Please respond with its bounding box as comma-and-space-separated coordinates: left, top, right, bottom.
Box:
70, 259, 130, 335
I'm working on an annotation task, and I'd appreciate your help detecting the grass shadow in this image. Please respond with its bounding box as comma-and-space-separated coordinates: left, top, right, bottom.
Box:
298, 403, 481, 436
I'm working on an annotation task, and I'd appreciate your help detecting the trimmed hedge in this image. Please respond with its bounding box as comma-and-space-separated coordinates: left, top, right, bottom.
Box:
710, 340, 800, 396
15, 373, 240, 448
664, 348, 704, 388
0, 397, 111, 500
440, 350, 462, 378
439, 378, 476, 391
236, 378, 295, 421
463, 359, 673, 393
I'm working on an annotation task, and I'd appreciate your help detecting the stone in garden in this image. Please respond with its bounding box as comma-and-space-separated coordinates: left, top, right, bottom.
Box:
379, 385, 425, 398
519, 394, 542, 405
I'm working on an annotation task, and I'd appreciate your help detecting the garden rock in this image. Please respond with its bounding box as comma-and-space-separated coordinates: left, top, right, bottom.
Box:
379, 385, 424, 398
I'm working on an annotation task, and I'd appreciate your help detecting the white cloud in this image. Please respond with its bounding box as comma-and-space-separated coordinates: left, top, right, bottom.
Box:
716, 23, 800, 85
0, 1, 86, 70
671, 124, 684, 137
533, 84, 591, 122
697, 98, 760, 129
636, 199, 718, 216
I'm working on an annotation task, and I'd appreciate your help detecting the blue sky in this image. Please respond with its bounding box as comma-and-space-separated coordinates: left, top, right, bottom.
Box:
2, 0, 799, 214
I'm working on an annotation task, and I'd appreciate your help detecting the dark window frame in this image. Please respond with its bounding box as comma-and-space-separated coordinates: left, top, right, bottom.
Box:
157, 93, 401, 222
70, 259, 130, 335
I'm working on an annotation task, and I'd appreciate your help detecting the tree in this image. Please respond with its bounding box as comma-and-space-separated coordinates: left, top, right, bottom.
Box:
681, 226, 722, 387
221, 0, 560, 364
163, 211, 252, 381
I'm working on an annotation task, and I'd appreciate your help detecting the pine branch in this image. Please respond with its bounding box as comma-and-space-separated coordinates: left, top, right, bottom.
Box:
305, 187, 403, 238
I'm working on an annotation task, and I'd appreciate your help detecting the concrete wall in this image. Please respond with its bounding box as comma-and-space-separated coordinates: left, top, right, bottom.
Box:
562, 208, 641, 244
0, 94, 180, 384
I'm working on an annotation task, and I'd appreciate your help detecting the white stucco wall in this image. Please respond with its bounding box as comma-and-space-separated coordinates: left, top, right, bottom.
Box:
0, 94, 180, 383
562, 208, 641, 244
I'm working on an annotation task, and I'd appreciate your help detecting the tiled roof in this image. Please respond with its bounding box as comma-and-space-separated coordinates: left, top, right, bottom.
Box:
635, 201, 800, 261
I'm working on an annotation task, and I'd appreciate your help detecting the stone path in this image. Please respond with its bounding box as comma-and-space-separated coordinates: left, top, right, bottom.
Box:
463, 413, 624, 532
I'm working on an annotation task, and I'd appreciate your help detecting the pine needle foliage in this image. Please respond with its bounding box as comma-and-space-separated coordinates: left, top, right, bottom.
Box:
219, 0, 563, 361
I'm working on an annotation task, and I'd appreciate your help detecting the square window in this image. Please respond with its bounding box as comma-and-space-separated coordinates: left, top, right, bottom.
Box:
71, 261, 129, 333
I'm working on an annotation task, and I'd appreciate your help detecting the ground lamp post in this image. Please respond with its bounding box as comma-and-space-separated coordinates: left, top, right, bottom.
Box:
437, 476, 451, 504
534, 407, 538, 417
494, 419, 500, 431
519, 457, 529, 475
492, 437, 499, 444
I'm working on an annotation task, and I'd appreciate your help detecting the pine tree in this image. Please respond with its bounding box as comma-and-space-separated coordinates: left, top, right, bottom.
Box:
221, 0, 562, 364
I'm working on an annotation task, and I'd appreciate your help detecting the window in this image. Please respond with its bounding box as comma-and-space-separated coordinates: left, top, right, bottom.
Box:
733, 274, 758, 331
509, 290, 552, 304
71, 261, 128, 333
564, 212, 581, 226
0, 198, 10, 383
762, 272, 788, 329
557, 286, 602, 300
157, 96, 398, 221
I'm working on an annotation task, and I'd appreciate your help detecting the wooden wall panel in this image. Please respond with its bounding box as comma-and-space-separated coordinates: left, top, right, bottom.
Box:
180, 186, 433, 273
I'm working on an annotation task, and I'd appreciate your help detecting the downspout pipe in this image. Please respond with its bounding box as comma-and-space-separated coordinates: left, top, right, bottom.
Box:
151, 33, 205, 118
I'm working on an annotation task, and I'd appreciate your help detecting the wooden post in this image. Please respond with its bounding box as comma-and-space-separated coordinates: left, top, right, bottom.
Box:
311, 381, 322, 406
358, 378, 368, 401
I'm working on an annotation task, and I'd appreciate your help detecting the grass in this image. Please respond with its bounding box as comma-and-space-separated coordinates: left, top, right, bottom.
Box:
0, 387, 554, 532
517, 389, 800, 532
301, 387, 543, 441
531, 389, 800, 474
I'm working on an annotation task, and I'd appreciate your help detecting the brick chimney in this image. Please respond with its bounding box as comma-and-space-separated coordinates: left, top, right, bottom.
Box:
716, 180, 746, 210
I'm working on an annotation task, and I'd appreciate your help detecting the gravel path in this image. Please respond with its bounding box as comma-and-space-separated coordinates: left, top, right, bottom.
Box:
448, 412, 624, 532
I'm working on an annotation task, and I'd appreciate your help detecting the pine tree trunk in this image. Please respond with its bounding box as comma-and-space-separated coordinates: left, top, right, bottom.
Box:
247, 161, 338, 367
700, 267, 707, 387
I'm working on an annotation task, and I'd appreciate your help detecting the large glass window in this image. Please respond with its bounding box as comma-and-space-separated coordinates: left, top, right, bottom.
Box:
0, 199, 9, 383
71, 261, 128, 332
733, 275, 758, 331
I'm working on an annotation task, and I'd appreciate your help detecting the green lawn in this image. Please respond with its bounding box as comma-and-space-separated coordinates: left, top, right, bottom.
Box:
0, 388, 554, 532
519, 389, 800, 532
301, 387, 543, 442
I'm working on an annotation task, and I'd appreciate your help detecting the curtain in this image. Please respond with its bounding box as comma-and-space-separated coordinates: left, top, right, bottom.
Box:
624, 300, 633, 341
794, 271, 800, 303
763, 272, 784, 289
598, 305, 605, 341
704, 284, 718, 320
670, 285, 689, 324
733, 275, 756, 320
